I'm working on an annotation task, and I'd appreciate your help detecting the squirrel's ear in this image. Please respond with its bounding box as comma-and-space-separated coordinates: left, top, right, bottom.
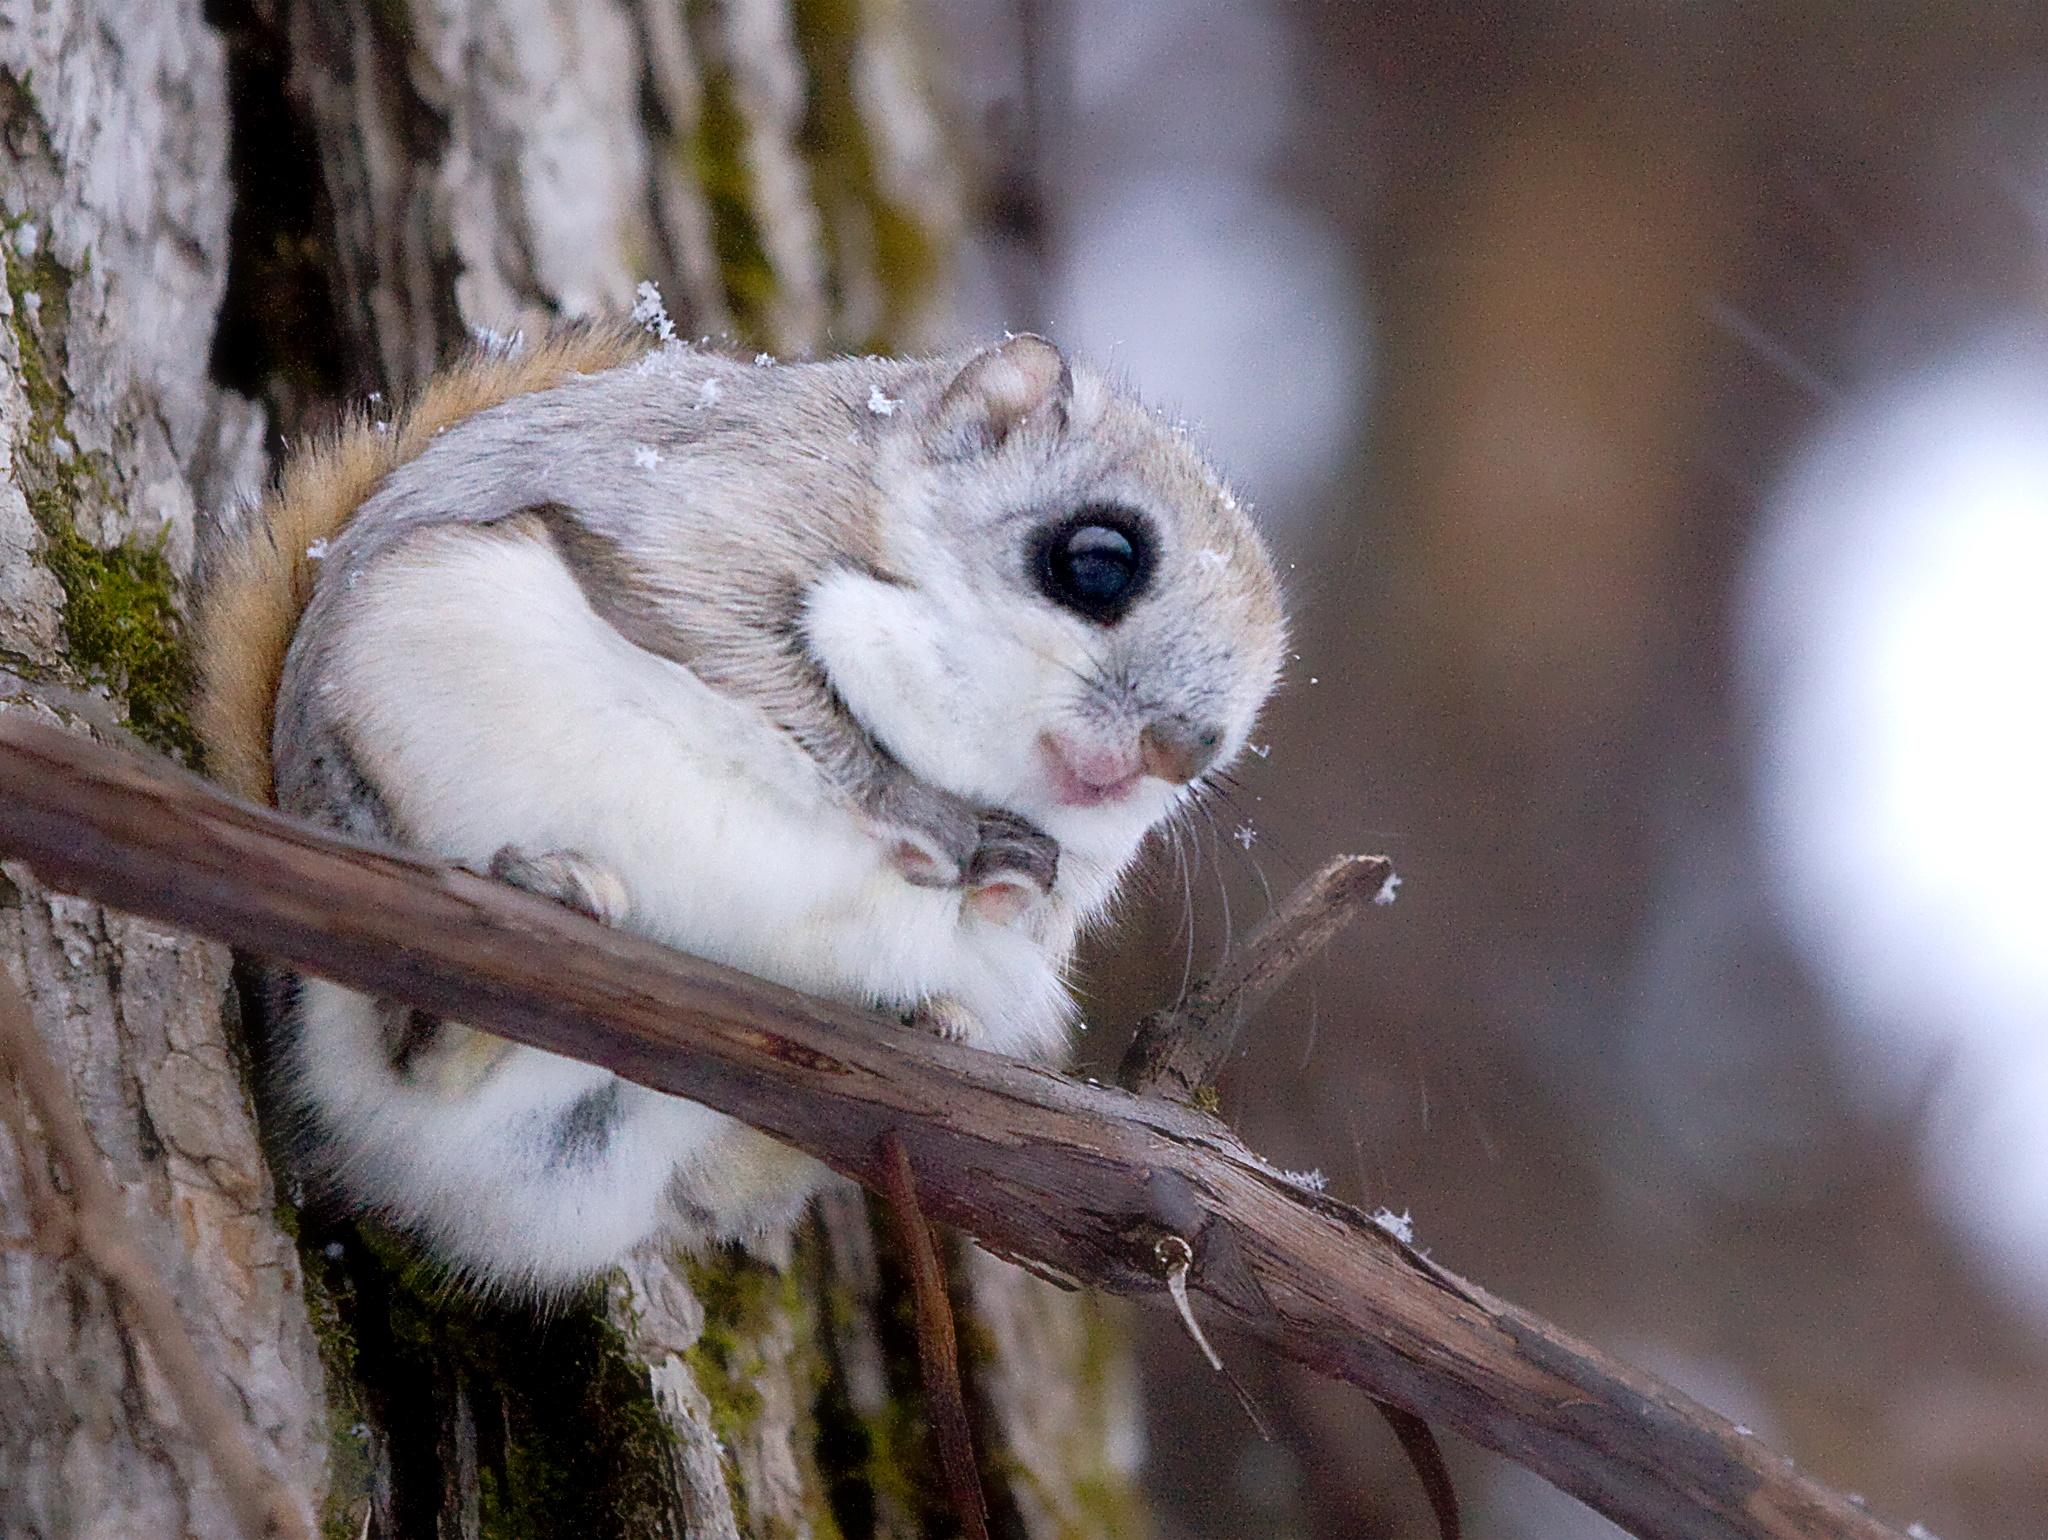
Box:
928, 334, 1071, 456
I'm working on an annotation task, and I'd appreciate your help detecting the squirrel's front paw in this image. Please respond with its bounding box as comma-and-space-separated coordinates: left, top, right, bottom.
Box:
963, 809, 1059, 926
863, 770, 1059, 924
488, 845, 631, 926
865, 773, 981, 888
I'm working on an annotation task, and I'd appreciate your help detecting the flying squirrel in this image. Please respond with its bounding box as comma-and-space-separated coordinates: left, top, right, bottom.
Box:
195, 320, 1286, 1294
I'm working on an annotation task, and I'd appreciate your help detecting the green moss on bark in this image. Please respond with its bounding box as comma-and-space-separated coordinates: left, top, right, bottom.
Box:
298, 1222, 681, 1540
30, 512, 197, 755
682, 1251, 795, 1455
791, 0, 941, 351
683, 1240, 859, 1540
689, 72, 781, 346
4, 217, 200, 759
669, 0, 942, 352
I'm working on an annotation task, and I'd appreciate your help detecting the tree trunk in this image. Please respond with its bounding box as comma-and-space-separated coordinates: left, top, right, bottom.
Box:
0, 6, 326, 1538
0, 3, 1144, 1536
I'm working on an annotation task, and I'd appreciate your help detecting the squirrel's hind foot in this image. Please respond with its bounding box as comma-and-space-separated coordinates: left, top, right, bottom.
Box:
488, 845, 632, 926
908, 995, 985, 1045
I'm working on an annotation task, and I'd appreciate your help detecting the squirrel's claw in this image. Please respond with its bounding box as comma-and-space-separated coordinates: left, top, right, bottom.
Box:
966, 809, 1058, 891
908, 995, 985, 1044
963, 808, 1059, 927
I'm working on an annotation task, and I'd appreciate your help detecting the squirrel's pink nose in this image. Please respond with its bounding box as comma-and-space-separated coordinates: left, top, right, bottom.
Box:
1041, 732, 1140, 791
1138, 716, 1223, 785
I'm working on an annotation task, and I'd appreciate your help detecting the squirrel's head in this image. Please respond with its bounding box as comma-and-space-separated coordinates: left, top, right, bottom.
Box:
803, 334, 1287, 895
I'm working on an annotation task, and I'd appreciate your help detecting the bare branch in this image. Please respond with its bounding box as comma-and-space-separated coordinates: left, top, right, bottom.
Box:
0, 970, 313, 1540
1119, 853, 1396, 1098
0, 715, 1914, 1540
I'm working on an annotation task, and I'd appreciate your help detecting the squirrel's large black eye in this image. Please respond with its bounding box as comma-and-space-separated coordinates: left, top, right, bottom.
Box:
1035, 509, 1152, 623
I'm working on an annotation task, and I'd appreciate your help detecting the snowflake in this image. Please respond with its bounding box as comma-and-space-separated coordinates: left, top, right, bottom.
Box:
1370, 1208, 1415, 1244
1233, 822, 1257, 851
305, 539, 330, 561
632, 444, 662, 470
1374, 872, 1402, 906
471, 325, 525, 356
631, 279, 676, 341
868, 385, 899, 416
753, 352, 774, 367
696, 378, 721, 409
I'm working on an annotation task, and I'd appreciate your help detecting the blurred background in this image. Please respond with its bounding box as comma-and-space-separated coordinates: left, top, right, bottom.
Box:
923, 4, 2048, 1537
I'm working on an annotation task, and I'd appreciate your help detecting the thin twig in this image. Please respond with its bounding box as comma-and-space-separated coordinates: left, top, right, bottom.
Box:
0, 716, 1916, 1540
0, 970, 313, 1540
1375, 1401, 1463, 1540
879, 1133, 990, 1540
1119, 853, 1396, 1099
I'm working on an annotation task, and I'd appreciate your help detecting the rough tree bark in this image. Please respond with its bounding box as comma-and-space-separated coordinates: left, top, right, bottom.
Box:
1, 3, 1140, 1537
0, 6, 326, 1538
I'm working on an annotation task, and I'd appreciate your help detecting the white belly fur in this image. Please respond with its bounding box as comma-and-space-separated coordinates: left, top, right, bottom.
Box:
285, 524, 1073, 1290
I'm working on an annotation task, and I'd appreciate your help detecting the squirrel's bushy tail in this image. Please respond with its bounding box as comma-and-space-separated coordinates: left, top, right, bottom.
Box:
194, 323, 653, 803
